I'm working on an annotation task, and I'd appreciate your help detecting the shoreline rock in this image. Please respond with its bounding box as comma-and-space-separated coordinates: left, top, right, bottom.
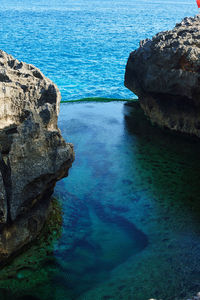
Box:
0, 50, 74, 263
125, 14, 200, 138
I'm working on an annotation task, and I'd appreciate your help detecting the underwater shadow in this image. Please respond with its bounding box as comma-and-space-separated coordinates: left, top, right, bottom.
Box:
123, 102, 200, 221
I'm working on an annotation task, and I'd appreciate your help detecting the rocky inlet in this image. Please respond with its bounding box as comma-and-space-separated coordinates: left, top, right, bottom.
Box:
0, 50, 74, 264
125, 14, 200, 138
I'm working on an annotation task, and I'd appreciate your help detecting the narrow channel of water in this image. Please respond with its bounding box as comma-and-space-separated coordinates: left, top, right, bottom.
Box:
0, 101, 200, 300
56, 101, 200, 299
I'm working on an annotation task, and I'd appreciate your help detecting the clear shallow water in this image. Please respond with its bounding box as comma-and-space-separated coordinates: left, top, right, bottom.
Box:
0, 0, 198, 100
55, 102, 200, 299
0, 102, 200, 300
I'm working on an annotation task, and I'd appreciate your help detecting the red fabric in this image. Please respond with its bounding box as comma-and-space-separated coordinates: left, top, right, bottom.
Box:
197, 0, 200, 8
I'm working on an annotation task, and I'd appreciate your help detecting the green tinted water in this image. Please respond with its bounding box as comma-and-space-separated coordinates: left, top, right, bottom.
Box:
0, 101, 200, 300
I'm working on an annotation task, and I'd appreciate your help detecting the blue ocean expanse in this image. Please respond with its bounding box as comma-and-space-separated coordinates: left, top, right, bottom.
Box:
0, 1, 200, 300
0, 0, 197, 100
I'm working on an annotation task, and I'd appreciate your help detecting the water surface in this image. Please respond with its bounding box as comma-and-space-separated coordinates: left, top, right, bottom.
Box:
55, 102, 200, 300
0, 0, 197, 100
0, 102, 199, 299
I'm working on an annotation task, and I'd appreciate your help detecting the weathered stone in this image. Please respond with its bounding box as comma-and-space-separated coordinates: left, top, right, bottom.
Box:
125, 14, 200, 137
0, 49, 74, 263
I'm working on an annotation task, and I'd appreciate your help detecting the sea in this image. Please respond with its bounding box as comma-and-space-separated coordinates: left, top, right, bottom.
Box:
0, 1, 200, 300
0, 0, 197, 101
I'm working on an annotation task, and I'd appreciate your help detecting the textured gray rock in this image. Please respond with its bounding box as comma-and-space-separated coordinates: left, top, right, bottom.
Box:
125, 14, 200, 137
0, 49, 74, 262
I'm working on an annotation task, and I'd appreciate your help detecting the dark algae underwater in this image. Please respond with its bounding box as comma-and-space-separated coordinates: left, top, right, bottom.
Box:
0, 101, 199, 299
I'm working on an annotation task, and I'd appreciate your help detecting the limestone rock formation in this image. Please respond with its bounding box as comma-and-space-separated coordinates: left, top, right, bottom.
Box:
0, 49, 74, 263
125, 14, 200, 137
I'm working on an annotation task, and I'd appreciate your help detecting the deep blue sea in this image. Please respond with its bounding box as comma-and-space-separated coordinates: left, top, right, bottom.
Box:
0, 1, 200, 300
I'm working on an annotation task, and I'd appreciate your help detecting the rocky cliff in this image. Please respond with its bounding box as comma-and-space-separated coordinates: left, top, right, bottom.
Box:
125, 14, 200, 137
0, 50, 74, 263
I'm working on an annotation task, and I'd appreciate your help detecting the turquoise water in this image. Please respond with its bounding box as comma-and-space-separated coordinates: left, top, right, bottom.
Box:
0, 0, 198, 100
55, 102, 200, 299
0, 1, 200, 299
1, 102, 200, 299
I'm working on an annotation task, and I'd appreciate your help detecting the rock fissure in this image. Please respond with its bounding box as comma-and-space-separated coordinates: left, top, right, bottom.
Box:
0, 153, 12, 224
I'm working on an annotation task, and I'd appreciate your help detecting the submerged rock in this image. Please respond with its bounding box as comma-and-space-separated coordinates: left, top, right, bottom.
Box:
125, 14, 200, 137
0, 50, 74, 263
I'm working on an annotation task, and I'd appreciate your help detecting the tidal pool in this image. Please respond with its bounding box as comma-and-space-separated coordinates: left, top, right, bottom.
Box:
0, 101, 200, 300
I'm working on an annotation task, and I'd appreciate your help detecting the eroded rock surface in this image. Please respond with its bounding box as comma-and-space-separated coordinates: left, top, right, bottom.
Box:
0, 50, 74, 263
125, 14, 200, 137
